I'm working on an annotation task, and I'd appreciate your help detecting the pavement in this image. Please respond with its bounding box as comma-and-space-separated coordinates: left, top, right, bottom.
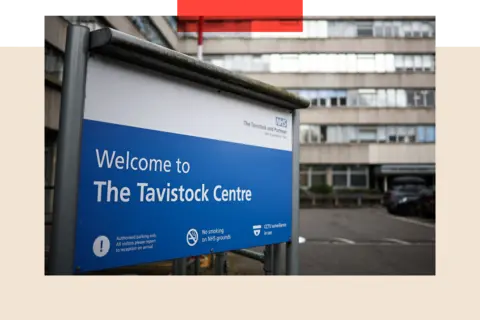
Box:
228, 208, 435, 275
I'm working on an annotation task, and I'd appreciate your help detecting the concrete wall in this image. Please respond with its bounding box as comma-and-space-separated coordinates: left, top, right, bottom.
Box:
300, 143, 435, 164
300, 107, 435, 125
45, 16, 69, 51
180, 38, 435, 55
45, 85, 61, 130
246, 72, 435, 88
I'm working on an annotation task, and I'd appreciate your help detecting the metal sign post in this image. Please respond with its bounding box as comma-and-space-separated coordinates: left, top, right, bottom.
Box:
287, 109, 301, 275
272, 243, 283, 275
48, 25, 90, 275
47, 25, 309, 276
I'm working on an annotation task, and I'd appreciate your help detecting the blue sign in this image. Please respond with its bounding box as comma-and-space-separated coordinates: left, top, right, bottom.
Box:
74, 57, 293, 273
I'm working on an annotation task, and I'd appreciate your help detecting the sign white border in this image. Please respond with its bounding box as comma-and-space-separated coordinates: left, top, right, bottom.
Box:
84, 57, 293, 152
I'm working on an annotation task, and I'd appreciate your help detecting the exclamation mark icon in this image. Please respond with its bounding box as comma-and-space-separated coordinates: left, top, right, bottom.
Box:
93, 236, 110, 258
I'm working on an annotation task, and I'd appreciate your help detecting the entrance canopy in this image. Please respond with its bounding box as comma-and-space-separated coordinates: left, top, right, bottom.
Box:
376, 164, 436, 175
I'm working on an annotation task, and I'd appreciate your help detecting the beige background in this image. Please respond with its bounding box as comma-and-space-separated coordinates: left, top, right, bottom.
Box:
0, 47, 478, 319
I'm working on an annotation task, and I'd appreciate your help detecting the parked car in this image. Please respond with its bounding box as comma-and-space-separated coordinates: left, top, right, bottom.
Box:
414, 186, 435, 219
383, 176, 427, 216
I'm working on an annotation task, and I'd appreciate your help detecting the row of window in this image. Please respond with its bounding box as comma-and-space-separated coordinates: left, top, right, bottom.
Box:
179, 20, 435, 39
300, 165, 370, 189
203, 54, 435, 73
300, 125, 436, 144
288, 89, 435, 108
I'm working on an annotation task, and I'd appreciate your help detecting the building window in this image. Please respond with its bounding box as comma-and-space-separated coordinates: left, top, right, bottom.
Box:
417, 126, 427, 142
301, 90, 348, 107
299, 125, 325, 144
407, 89, 436, 107
299, 164, 310, 188
358, 127, 378, 143
45, 130, 58, 214
406, 127, 417, 143
351, 165, 368, 189
333, 174, 348, 187
301, 125, 435, 144
377, 126, 387, 143
289, 88, 435, 108
300, 164, 327, 189
332, 165, 369, 189
300, 165, 370, 189
129, 16, 171, 48
387, 127, 397, 142
300, 125, 310, 144
395, 55, 435, 72
178, 19, 435, 39
45, 43, 64, 83
357, 22, 374, 37
350, 174, 368, 188
311, 165, 327, 187
425, 126, 436, 142
332, 165, 348, 188
358, 89, 376, 106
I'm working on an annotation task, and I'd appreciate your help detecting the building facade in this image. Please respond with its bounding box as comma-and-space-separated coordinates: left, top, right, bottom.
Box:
177, 17, 436, 192
45, 16, 435, 213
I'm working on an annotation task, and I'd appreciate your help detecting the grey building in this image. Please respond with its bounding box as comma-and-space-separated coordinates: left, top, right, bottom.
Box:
177, 17, 436, 192
45, 16, 435, 213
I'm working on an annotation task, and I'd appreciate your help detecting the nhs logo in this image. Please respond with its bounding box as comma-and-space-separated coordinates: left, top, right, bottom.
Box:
275, 117, 287, 128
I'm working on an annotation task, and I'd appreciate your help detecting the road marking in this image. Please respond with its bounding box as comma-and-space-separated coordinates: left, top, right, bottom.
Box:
333, 237, 356, 244
307, 240, 434, 246
376, 211, 435, 228
391, 216, 435, 228
325, 242, 433, 246
383, 238, 411, 245
299, 236, 306, 244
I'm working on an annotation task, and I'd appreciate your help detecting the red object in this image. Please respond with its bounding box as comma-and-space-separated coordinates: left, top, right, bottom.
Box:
178, 0, 303, 16
198, 16, 204, 45
177, 0, 303, 33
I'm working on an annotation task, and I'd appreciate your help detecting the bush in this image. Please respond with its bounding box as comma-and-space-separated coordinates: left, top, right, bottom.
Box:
309, 184, 333, 194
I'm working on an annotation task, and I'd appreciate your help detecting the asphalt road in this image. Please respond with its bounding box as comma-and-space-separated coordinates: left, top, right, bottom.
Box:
229, 208, 435, 275
299, 208, 435, 275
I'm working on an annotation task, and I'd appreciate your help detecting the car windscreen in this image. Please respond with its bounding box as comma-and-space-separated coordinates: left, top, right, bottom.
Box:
393, 184, 425, 192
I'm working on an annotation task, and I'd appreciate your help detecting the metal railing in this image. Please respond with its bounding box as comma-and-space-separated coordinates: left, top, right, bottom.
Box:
300, 192, 384, 208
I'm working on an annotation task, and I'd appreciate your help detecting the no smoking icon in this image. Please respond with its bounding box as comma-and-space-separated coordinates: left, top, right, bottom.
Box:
186, 229, 198, 246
